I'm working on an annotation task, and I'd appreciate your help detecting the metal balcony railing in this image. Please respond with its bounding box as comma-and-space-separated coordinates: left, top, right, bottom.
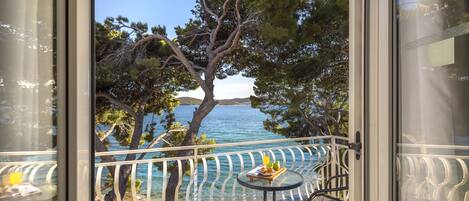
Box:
94, 136, 350, 201
397, 143, 469, 201
0, 136, 350, 201
3, 138, 469, 201
0, 150, 57, 186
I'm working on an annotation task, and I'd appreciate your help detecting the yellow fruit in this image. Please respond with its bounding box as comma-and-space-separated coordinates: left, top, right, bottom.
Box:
9, 172, 22, 185
273, 161, 281, 171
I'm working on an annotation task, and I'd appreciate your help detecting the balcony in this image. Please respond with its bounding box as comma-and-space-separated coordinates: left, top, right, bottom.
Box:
0, 136, 350, 201
94, 136, 349, 201
3, 137, 469, 201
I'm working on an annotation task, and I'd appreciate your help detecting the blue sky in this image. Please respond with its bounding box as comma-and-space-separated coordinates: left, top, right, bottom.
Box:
95, 0, 255, 99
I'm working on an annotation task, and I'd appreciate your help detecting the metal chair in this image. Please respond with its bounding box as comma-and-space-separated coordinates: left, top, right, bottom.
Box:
308, 174, 349, 201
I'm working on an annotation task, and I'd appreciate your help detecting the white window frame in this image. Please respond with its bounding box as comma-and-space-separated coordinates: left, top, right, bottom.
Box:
348, 0, 365, 200
364, 0, 393, 201
66, 0, 93, 200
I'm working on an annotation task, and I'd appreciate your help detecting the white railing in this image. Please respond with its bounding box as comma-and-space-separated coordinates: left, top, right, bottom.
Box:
397, 143, 469, 201
94, 136, 350, 201
0, 150, 57, 186
3, 139, 469, 201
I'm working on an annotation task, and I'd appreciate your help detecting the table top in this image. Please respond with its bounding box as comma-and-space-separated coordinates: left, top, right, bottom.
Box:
237, 169, 304, 192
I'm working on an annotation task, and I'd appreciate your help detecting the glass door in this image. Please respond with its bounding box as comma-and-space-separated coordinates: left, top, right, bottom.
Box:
395, 0, 469, 201
0, 0, 65, 200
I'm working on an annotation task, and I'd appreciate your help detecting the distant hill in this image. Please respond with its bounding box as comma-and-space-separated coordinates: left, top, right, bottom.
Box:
178, 97, 251, 105
177, 97, 202, 105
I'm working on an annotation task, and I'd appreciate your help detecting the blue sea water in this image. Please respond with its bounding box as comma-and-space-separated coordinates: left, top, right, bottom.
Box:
106, 105, 285, 152
158, 104, 285, 143
100, 105, 311, 199
172, 105, 288, 154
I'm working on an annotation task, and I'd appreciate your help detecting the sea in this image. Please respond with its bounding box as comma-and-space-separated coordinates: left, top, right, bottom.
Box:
106, 104, 285, 152
100, 105, 310, 200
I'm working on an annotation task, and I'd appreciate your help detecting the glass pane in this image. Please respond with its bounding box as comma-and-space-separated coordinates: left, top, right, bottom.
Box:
396, 0, 469, 201
0, 0, 58, 200
94, 0, 349, 200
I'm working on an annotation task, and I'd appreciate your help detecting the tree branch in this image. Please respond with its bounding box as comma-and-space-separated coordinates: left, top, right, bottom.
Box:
94, 136, 117, 175
96, 92, 137, 118
137, 128, 186, 160
202, 0, 219, 19
207, 0, 231, 53
132, 34, 208, 92
137, 55, 179, 79
99, 122, 118, 141
213, 0, 242, 54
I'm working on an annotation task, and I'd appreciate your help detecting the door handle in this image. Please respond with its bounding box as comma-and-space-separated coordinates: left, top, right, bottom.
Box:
348, 131, 362, 160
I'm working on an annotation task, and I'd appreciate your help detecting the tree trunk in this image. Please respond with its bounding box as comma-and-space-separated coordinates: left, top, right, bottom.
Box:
104, 111, 145, 201
165, 95, 216, 201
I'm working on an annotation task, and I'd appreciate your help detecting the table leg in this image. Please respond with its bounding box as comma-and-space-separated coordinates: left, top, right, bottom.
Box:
272, 191, 276, 201
263, 191, 267, 201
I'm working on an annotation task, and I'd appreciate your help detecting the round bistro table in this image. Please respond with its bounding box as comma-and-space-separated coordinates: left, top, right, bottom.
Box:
237, 170, 304, 201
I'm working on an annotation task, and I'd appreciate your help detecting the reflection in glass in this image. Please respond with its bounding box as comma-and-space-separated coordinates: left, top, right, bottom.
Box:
396, 0, 469, 201
0, 0, 58, 200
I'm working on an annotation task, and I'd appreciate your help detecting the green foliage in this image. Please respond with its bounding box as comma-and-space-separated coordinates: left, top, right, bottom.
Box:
103, 174, 143, 193
96, 16, 199, 149
126, 178, 143, 192
239, 0, 349, 138
153, 123, 216, 175
95, 16, 214, 198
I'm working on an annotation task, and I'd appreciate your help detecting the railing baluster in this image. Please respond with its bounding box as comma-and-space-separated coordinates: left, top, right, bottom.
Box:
296, 147, 305, 168
131, 163, 137, 201
278, 149, 286, 167
114, 165, 121, 201
248, 152, 255, 169
13, 165, 26, 173
23, 165, 34, 181
287, 148, 296, 169
185, 159, 195, 201
221, 155, 233, 201
198, 158, 208, 201
401, 156, 416, 198
162, 161, 168, 201
95, 166, 104, 201
302, 147, 314, 196
175, 160, 183, 201
209, 157, 221, 201
268, 150, 276, 162
448, 159, 468, 201
294, 147, 305, 200
416, 157, 435, 199
309, 146, 322, 193
28, 164, 44, 184
147, 162, 153, 201
272, 149, 286, 200
434, 158, 451, 200
330, 137, 338, 196
286, 148, 296, 200
0, 165, 10, 175
193, 148, 199, 201
234, 153, 245, 201
46, 164, 57, 185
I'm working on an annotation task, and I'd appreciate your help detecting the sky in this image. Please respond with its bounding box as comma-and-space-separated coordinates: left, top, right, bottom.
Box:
95, 0, 255, 99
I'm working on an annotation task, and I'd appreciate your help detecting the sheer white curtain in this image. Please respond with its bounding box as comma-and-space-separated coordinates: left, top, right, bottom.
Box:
0, 0, 55, 151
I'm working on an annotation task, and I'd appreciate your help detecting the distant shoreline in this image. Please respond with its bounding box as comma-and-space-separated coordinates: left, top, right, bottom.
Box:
179, 104, 250, 106
178, 97, 251, 105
